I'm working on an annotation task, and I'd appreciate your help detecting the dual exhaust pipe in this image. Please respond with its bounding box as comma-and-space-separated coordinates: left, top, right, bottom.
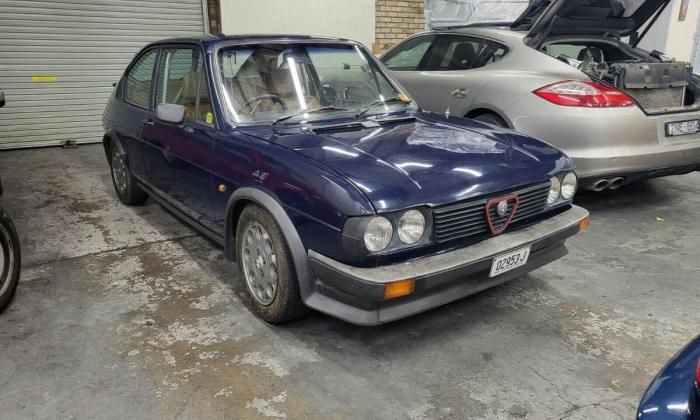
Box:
592, 177, 625, 191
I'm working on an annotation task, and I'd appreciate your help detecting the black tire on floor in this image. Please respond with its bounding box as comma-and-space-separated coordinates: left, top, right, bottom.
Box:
109, 141, 147, 205
472, 112, 508, 128
0, 207, 21, 314
236, 204, 309, 324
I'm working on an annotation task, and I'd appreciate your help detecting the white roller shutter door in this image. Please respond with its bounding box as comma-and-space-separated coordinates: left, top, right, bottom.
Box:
0, 0, 206, 149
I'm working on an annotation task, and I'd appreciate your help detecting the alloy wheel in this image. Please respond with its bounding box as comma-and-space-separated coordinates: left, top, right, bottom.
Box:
111, 148, 128, 194
241, 220, 279, 306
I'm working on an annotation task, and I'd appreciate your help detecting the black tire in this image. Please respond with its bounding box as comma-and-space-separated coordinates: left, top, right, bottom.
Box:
109, 141, 147, 205
472, 112, 508, 128
236, 204, 308, 324
0, 207, 21, 314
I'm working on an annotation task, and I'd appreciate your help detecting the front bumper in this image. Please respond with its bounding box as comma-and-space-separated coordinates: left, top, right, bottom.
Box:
304, 205, 589, 326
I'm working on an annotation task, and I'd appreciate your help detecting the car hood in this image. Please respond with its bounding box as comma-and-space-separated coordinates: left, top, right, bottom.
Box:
512, 0, 670, 41
264, 112, 572, 212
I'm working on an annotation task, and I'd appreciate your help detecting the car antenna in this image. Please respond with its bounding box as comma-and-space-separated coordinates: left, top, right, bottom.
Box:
444, 107, 451, 119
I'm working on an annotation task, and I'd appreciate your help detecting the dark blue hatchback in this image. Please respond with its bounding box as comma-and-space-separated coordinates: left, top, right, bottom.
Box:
102, 34, 589, 325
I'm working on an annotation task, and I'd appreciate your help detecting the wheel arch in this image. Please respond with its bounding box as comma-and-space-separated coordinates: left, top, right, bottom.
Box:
102, 131, 126, 164
224, 187, 313, 300
465, 107, 512, 128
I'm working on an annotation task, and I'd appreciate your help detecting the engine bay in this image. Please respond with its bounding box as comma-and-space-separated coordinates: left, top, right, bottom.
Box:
543, 40, 697, 113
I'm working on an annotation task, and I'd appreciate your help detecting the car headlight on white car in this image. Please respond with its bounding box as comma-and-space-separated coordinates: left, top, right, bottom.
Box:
547, 172, 577, 206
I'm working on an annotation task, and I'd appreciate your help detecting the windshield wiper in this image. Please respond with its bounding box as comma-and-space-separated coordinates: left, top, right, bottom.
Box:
271, 106, 349, 126
354, 97, 410, 119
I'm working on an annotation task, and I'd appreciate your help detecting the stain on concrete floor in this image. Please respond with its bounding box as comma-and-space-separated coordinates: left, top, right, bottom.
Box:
0, 145, 698, 419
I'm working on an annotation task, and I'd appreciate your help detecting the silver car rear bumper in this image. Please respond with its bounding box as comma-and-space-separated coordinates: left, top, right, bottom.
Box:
507, 95, 700, 187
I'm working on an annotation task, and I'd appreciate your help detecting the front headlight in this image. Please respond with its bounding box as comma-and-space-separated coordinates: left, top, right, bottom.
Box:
561, 172, 577, 200
364, 216, 393, 252
547, 177, 561, 205
398, 210, 425, 244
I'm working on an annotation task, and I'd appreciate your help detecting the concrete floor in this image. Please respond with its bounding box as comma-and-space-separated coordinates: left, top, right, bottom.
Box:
0, 144, 698, 419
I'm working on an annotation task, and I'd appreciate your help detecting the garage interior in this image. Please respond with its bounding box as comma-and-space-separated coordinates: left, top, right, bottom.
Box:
1, 0, 700, 419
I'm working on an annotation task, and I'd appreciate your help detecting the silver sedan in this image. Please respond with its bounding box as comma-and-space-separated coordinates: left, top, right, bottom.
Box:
381, 1, 700, 191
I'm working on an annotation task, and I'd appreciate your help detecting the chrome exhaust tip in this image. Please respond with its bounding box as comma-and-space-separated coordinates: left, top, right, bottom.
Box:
608, 177, 625, 190
593, 179, 610, 192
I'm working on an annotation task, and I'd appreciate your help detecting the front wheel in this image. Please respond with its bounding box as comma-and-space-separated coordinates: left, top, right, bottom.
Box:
0, 207, 21, 313
236, 204, 308, 324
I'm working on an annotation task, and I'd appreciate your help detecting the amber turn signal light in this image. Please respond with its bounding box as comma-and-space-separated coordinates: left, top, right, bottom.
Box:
384, 279, 415, 300
579, 216, 590, 232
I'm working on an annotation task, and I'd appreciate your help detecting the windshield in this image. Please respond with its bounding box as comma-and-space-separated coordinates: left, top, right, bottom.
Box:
217, 43, 414, 124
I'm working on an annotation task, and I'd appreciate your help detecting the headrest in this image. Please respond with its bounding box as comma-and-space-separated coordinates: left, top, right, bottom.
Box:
577, 46, 605, 62
449, 42, 476, 70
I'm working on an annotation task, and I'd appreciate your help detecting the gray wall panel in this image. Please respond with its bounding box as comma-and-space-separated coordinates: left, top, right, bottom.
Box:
0, 0, 206, 148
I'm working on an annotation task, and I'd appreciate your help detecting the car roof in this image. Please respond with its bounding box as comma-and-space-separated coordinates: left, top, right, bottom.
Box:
417, 26, 526, 40
145, 34, 357, 51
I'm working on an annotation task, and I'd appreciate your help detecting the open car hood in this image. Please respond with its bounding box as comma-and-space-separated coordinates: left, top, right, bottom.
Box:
512, 0, 671, 41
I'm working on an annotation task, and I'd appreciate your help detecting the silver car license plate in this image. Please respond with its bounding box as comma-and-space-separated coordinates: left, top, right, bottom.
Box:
489, 246, 531, 278
666, 119, 700, 137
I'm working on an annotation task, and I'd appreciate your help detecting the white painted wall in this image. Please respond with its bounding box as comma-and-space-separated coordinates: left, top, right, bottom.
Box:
662, 0, 700, 60
220, 0, 376, 49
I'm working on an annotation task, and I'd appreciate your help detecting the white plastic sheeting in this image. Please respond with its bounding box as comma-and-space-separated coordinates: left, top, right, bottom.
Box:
425, 0, 530, 29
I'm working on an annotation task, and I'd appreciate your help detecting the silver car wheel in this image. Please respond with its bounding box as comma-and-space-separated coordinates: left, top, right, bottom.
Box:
241, 220, 278, 306
111, 148, 128, 194
0, 221, 15, 299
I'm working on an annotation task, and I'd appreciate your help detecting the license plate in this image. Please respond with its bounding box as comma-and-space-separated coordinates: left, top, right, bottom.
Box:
666, 119, 700, 137
489, 246, 531, 278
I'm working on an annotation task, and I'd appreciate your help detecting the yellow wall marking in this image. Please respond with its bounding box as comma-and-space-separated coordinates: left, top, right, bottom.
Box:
32, 76, 57, 82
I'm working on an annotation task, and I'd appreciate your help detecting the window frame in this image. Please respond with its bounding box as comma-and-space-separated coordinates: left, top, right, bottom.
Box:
381, 34, 438, 72
151, 43, 218, 129
121, 47, 161, 110
424, 34, 512, 72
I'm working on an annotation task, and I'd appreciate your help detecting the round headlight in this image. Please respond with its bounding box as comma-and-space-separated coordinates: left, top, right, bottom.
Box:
364, 216, 393, 252
398, 210, 425, 244
547, 177, 561, 205
561, 172, 577, 200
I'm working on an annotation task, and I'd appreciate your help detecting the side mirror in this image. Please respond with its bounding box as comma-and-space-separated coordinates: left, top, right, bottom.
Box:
156, 103, 185, 124
0, 90, 5, 108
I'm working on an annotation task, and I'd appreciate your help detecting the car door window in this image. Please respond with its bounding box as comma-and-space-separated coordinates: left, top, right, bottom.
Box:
196, 73, 214, 125
124, 49, 158, 108
155, 47, 205, 122
426, 35, 509, 71
382, 35, 436, 71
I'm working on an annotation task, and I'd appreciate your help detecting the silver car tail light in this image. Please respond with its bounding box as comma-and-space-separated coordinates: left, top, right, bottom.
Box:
534, 80, 634, 108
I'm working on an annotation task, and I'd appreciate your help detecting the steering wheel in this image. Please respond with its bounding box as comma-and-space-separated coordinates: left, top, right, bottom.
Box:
243, 94, 288, 115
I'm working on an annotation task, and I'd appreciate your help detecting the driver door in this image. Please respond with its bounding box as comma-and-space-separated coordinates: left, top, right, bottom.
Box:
141, 46, 217, 229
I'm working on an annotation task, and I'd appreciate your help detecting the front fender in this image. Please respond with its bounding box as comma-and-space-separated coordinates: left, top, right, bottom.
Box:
223, 187, 314, 300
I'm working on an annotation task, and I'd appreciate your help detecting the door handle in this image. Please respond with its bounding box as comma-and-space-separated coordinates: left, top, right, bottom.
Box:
142, 119, 155, 127
182, 126, 194, 134
452, 88, 469, 99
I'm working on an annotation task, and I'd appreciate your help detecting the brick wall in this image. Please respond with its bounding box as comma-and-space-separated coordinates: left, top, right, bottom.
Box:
374, 0, 426, 54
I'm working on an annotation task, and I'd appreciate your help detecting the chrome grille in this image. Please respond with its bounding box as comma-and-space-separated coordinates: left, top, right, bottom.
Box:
432, 182, 551, 243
